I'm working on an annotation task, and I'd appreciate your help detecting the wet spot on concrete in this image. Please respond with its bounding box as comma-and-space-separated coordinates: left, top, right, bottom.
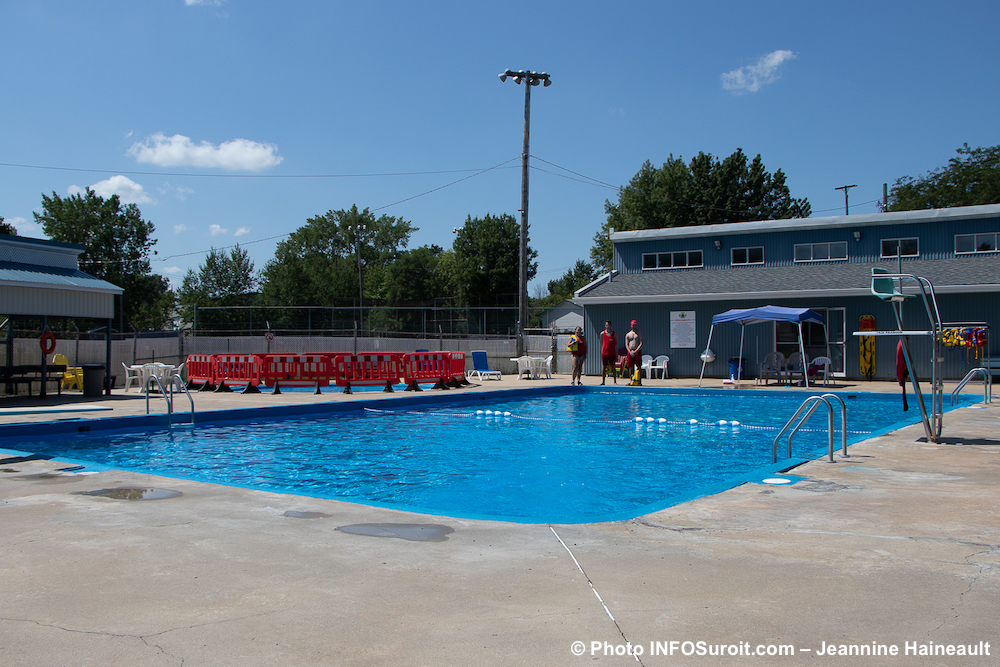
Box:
284, 510, 332, 519
336, 523, 454, 542
75, 487, 183, 501
1, 468, 20, 473
796, 480, 851, 493
14, 473, 81, 484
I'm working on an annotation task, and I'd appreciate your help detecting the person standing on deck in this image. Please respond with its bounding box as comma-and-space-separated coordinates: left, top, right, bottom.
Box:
569, 326, 587, 386
624, 319, 643, 378
600, 320, 617, 385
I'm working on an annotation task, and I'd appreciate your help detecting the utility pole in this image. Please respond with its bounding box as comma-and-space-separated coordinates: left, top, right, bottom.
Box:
835, 184, 857, 215
500, 68, 551, 357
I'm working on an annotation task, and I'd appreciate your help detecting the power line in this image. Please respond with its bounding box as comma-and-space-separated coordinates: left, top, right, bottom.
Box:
155, 157, 522, 262
0, 161, 512, 179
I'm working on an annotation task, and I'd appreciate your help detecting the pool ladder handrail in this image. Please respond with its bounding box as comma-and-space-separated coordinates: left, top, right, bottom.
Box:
772, 393, 847, 464
145, 374, 195, 424
951, 367, 992, 406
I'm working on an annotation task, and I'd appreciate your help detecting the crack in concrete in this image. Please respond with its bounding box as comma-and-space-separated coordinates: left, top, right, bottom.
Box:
0, 608, 282, 666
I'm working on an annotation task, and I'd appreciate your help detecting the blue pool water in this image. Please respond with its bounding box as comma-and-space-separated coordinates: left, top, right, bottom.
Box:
0, 388, 971, 523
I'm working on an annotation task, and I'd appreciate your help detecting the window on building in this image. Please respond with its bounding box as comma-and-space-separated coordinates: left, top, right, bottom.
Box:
641, 250, 703, 270
955, 233, 999, 254
793, 241, 848, 262
881, 238, 919, 258
731, 246, 764, 265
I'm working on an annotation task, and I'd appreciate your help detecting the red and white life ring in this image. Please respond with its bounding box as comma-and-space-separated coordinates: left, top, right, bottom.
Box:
40, 331, 57, 355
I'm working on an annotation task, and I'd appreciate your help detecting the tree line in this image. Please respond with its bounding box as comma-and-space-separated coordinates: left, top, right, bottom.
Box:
18, 143, 1000, 333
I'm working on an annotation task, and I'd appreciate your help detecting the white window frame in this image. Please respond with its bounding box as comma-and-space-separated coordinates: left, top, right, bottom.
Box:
731, 246, 764, 266
641, 250, 704, 270
794, 241, 848, 262
955, 232, 999, 255
880, 237, 919, 258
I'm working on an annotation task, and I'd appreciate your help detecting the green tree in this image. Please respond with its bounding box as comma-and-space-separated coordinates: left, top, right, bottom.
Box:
381, 244, 448, 303
260, 205, 415, 307
177, 245, 258, 328
889, 143, 1000, 211
451, 213, 537, 307
592, 150, 811, 270
529, 259, 596, 327
0, 216, 16, 235
34, 188, 173, 330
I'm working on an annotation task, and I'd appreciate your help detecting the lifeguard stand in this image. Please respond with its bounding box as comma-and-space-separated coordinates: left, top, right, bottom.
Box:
865, 268, 944, 442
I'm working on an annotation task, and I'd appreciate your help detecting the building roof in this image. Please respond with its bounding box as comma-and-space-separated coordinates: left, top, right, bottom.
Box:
0, 260, 122, 294
608, 203, 1000, 244
576, 255, 1000, 303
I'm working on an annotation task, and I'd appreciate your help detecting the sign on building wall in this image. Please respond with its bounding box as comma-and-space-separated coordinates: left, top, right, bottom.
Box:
670, 311, 697, 348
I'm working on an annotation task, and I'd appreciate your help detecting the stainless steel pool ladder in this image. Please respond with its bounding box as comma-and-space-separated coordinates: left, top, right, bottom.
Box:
772, 393, 847, 464
145, 374, 195, 424
951, 367, 992, 406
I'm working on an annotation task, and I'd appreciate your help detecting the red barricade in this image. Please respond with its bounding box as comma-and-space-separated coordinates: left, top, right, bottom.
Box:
449, 351, 467, 382
403, 352, 453, 388
260, 354, 334, 387
333, 354, 404, 390
213, 354, 263, 389
186, 354, 215, 387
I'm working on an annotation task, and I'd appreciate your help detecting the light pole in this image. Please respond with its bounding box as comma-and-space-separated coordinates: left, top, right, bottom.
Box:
351, 223, 367, 338
500, 68, 550, 356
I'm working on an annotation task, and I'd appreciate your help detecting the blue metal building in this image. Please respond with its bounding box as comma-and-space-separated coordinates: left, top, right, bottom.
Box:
574, 204, 1000, 380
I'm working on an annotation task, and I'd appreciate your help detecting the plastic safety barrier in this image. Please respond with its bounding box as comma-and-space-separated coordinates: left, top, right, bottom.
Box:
333, 353, 404, 394
261, 354, 334, 392
213, 354, 264, 393
403, 352, 454, 391
185, 354, 215, 389
449, 351, 470, 386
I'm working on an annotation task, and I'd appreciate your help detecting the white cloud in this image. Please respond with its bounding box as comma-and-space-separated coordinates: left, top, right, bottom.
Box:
128, 133, 282, 171
6, 216, 45, 237
234, 226, 250, 237
174, 224, 188, 234
68, 175, 154, 204
158, 182, 195, 201
721, 50, 796, 94
209, 224, 228, 236
162, 266, 184, 275
185, 0, 224, 6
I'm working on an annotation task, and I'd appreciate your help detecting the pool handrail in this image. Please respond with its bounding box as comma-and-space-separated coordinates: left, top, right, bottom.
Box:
772, 394, 847, 464
146, 374, 195, 425
951, 367, 992, 406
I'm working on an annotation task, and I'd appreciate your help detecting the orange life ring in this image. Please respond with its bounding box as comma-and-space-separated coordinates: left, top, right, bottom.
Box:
40, 331, 57, 355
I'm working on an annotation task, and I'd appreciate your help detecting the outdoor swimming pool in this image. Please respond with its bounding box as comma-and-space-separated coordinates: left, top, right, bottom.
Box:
0, 388, 973, 523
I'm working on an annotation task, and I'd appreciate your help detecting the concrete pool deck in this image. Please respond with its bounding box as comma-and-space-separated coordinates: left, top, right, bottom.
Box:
1, 376, 997, 665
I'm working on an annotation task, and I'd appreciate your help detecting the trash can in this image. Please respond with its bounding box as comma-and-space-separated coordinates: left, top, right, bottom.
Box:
727, 357, 746, 380
81, 364, 106, 398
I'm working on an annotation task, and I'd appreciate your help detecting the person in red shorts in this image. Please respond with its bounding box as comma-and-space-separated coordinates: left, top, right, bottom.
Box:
624, 319, 643, 381
600, 320, 617, 385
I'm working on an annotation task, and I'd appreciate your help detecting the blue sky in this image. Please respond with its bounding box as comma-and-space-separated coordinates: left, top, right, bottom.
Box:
3, 1, 999, 294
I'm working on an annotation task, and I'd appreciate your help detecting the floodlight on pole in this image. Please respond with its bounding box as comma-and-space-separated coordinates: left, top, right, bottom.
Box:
499, 68, 551, 356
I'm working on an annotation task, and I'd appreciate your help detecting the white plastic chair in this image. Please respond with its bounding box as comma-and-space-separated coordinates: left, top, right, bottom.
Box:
758, 351, 786, 386
516, 356, 534, 380
651, 355, 669, 379
538, 355, 553, 379
122, 362, 143, 392
811, 356, 832, 386
785, 352, 809, 385
640, 354, 654, 379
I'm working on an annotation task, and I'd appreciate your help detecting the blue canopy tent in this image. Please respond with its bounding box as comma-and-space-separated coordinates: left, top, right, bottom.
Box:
698, 306, 827, 387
